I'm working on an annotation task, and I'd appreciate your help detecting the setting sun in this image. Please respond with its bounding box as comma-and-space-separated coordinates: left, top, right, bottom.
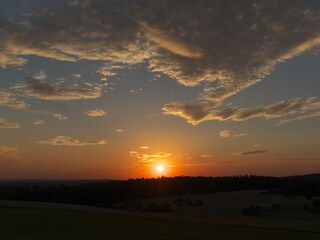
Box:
156, 165, 164, 173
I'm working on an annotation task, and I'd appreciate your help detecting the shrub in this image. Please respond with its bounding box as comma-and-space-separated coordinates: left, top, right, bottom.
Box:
242, 205, 264, 216
145, 202, 171, 212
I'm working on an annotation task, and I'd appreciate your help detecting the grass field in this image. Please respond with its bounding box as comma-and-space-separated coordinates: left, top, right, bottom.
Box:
1, 208, 320, 240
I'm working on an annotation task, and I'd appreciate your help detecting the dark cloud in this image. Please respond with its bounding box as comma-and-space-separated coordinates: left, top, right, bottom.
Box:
0, 0, 319, 120
18, 77, 102, 101
239, 150, 267, 155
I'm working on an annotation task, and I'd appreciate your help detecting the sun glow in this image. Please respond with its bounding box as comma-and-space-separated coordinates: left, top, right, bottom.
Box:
156, 165, 164, 173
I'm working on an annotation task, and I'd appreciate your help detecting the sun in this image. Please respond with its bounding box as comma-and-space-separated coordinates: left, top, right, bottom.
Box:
156, 165, 164, 173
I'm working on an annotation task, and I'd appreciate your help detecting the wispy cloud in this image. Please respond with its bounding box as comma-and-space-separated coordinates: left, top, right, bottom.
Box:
130, 151, 171, 162
276, 111, 320, 126
0, 145, 19, 160
200, 153, 213, 158
185, 162, 212, 167
85, 108, 107, 117
0, 118, 20, 129
36, 136, 107, 146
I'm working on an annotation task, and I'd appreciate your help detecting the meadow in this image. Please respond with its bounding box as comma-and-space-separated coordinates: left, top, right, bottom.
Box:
1, 207, 320, 240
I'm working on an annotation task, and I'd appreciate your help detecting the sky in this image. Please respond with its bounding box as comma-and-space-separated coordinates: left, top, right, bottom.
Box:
0, 0, 320, 180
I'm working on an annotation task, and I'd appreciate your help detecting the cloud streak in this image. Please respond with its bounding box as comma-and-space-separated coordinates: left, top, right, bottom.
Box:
36, 136, 107, 146
163, 97, 320, 125
219, 130, 247, 138
0, 145, 19, 160
140, 22, 204, 59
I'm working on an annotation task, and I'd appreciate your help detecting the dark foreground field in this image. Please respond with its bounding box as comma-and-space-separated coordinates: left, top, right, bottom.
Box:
1, 207, 320, 240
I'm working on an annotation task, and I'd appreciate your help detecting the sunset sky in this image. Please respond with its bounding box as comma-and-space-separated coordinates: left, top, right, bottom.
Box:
0, 0, 319, 179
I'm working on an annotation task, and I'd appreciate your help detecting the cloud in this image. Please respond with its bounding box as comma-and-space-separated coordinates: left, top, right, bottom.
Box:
115, 129, 124, 133
130, 151, 171, 162
219, 130, 231, 138
0, 53, 27, 69
185, 162, 212, 167
277, 158, 320, 161
200, 153, 213, 158
233, 133, 248, 138
52, 113, 67, 120
238, 150, 267, 156
219, 130, 247, 138
17, 77, 102, 101
73, 73, 81, 78
96, 64, 123, 77
33, 70, 47, 80
0, 1, 319, 121
162, 102, 211, 124
139, 22, 204, 59
163, 97, 319, 125
36, 136, 107, 146
0, 145, 19, 160
85, 108, 107, 117
33, 119, 44, 125
129, 88, 143, 94
0, 91, 29, 109
0, 118, 20, 129
140, 146, 149, 149
0, 2, 154, 67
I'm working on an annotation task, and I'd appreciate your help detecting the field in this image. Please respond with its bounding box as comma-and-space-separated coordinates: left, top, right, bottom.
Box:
1, 208, 320, 240
1, 190, 320, 240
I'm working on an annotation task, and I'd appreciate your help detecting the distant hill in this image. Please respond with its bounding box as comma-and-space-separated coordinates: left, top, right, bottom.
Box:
282, 173, 320, 181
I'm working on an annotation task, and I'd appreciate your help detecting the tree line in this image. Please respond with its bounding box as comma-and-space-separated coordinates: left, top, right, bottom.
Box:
0, 175, 319, 207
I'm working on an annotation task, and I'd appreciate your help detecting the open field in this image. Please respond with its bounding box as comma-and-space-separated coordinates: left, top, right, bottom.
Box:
1, 190, 320, 240
1, 207, 320, 240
